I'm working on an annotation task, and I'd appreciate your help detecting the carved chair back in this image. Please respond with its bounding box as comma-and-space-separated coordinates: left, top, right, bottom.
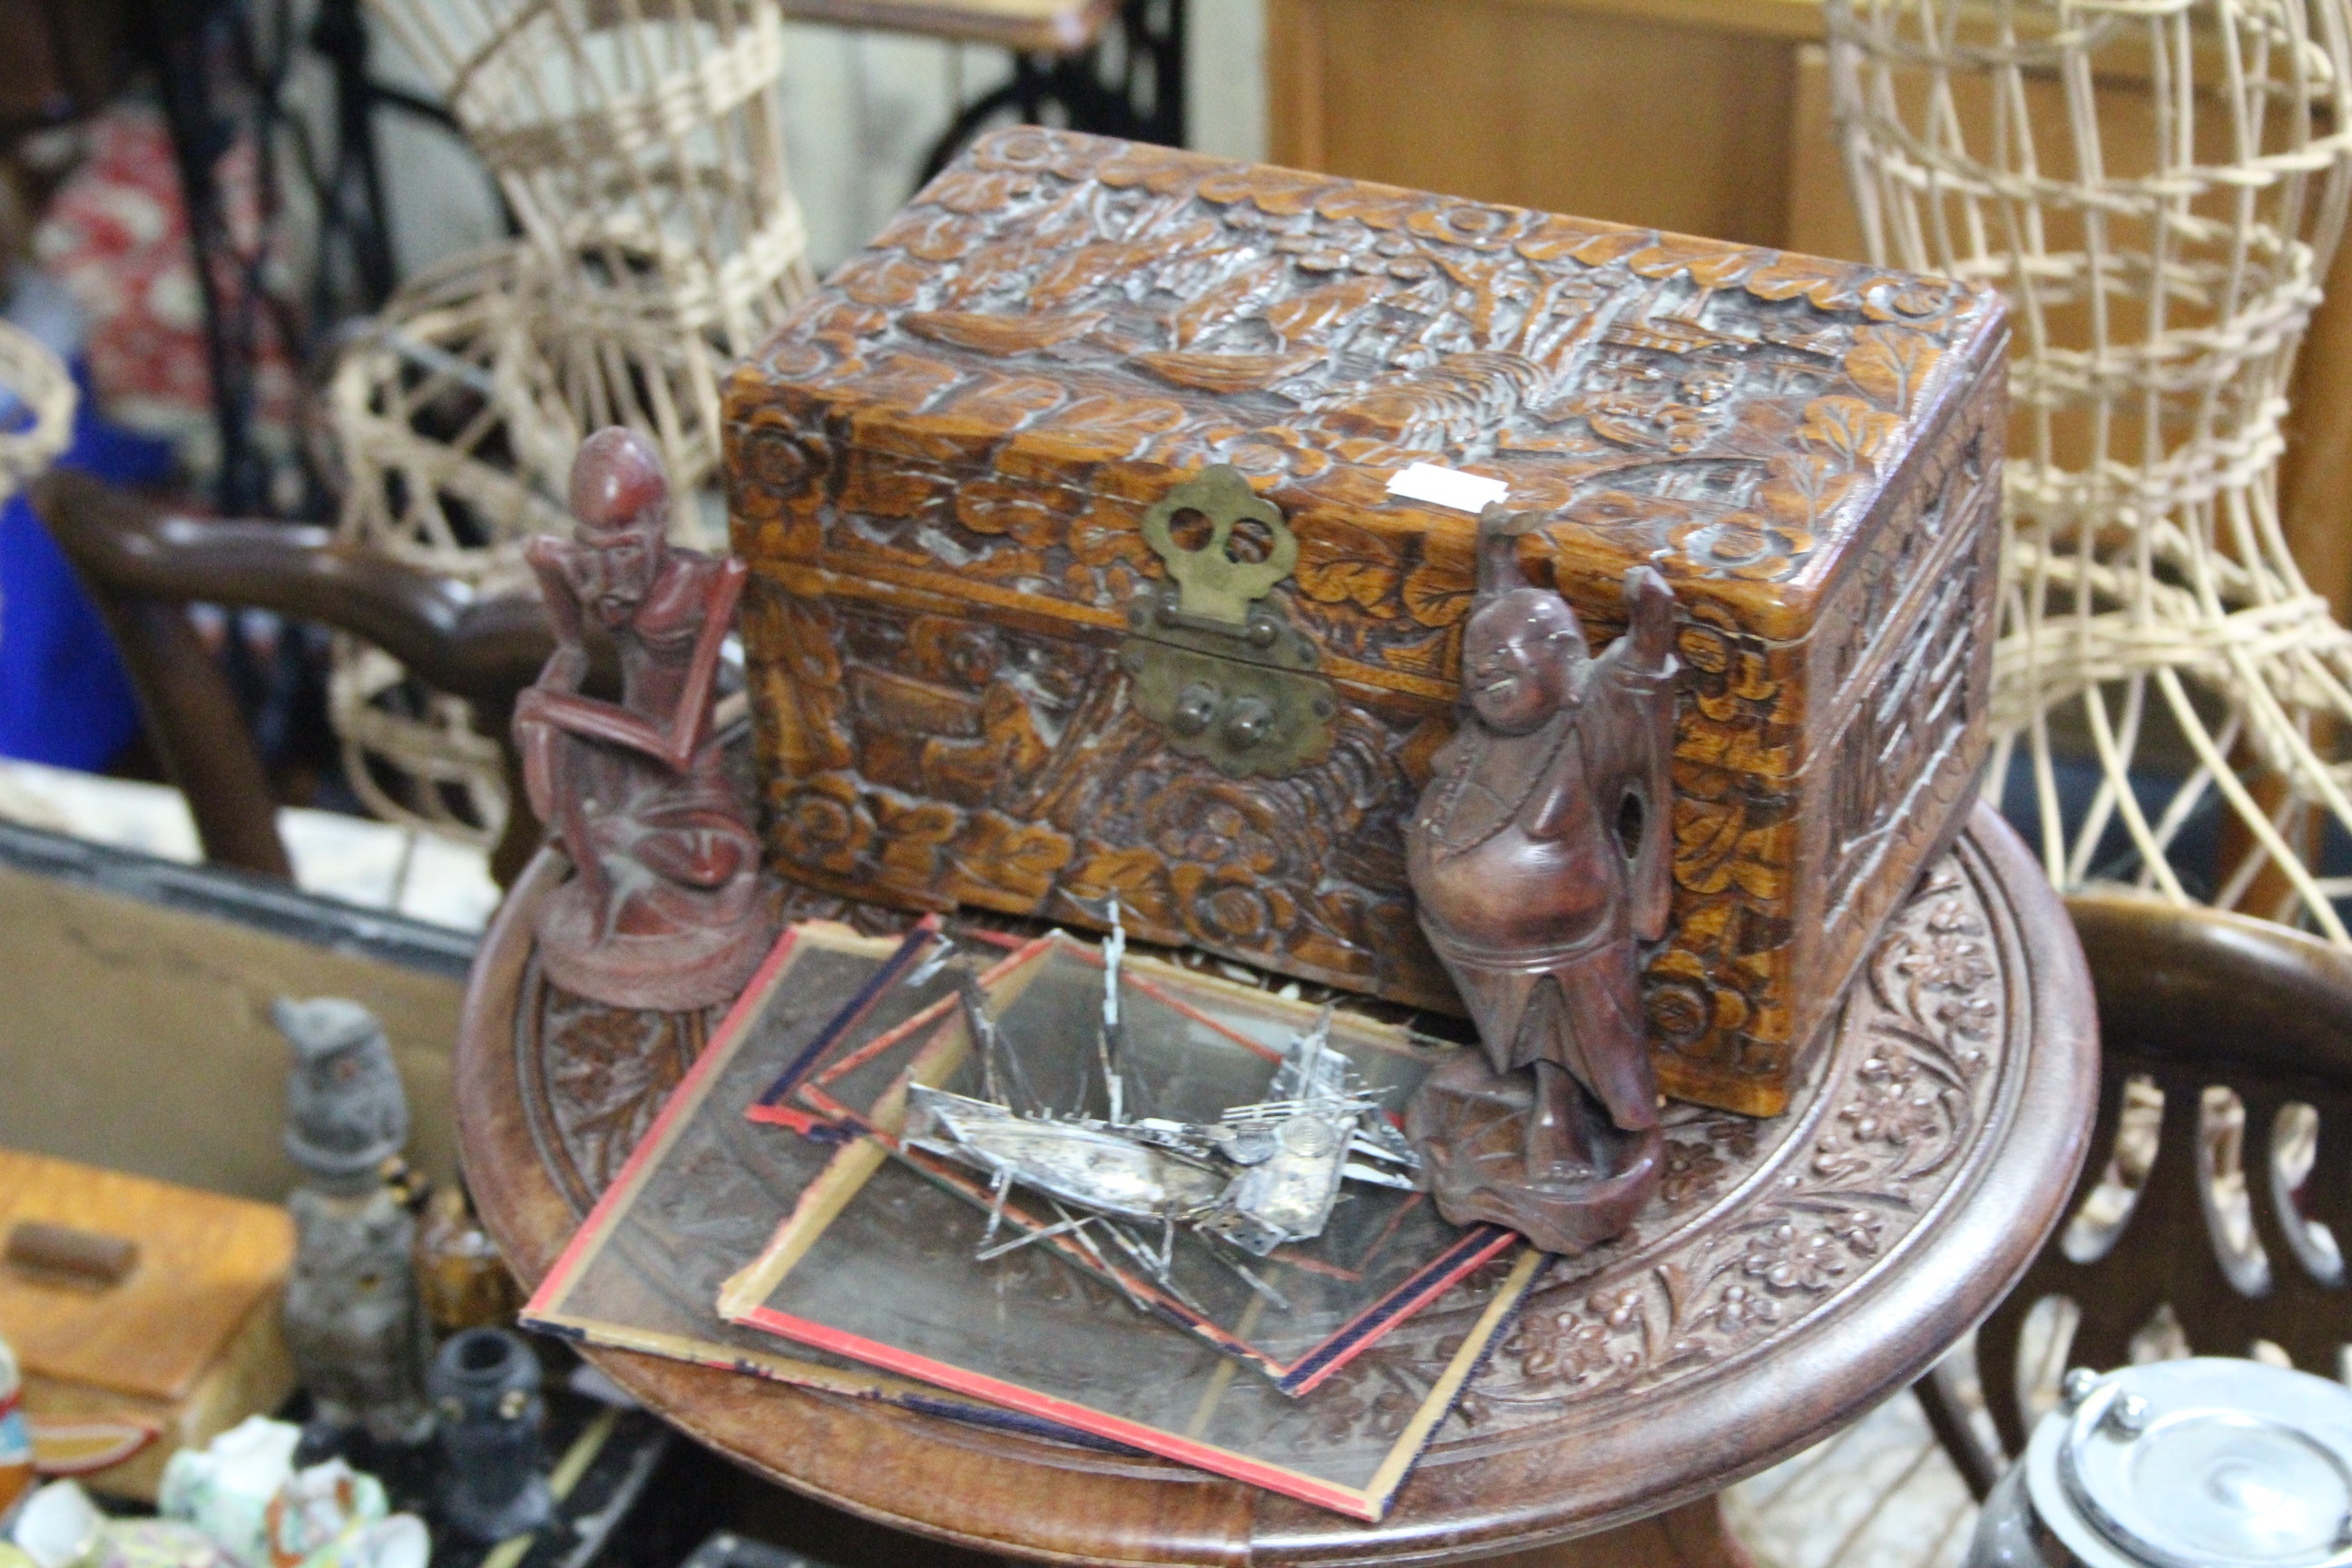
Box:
1919, 891, 2352, 1495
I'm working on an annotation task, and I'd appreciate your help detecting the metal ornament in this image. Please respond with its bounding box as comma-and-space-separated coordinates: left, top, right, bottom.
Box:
899, 910, 1418, 1308
428, 1329, 551, 1544
1122, 465, 1335, 778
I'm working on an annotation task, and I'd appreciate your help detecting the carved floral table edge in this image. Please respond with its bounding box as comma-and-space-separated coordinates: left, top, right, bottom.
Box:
454, 799, 2097, 1568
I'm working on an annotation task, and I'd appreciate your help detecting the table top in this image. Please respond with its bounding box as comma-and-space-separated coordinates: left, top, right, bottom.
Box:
457, 799, 2096, 1566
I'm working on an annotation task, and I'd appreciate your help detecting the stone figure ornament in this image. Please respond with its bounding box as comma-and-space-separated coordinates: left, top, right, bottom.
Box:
275, 999, 435, 1447
514, 426, 775, 1013
1404, 506, 1679, 1255
279, 998, 408, 1181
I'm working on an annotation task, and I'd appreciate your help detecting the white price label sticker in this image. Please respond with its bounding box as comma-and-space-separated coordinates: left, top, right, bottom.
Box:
1384, 462, 1509, 514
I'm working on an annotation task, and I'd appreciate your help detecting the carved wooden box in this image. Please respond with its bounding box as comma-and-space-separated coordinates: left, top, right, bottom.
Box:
723, 129, 2006, 1117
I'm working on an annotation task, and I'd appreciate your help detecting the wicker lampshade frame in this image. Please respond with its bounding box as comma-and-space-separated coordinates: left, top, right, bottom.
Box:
326, 0, 816, 841
1828, 0, 2352, 936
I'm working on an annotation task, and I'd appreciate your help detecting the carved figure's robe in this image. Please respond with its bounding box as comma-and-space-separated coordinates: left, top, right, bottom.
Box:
1408, 642, 1675, 1132
517, 550, 756, 927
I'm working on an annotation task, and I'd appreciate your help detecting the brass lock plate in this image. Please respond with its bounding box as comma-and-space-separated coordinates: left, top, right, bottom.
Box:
1122, 466, 1336, 779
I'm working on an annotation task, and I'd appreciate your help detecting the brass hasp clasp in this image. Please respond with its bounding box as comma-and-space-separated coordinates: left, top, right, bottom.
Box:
1122, 465, 1336, 779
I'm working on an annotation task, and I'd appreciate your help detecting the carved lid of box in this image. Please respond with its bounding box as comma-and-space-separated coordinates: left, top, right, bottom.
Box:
725, 129, 2007, 1116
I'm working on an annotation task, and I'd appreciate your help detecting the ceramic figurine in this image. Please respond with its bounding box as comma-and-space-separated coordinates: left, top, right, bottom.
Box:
162, 1417, 302, 1566
91, 1520, 229, 1568
9, 1484, 100, 1568
1403, 506, 1679, 1255
275, 1001, 433, 1447
514, 426, 775, 1013
279, 999, 407, 1182
160, 1418, 421, 1568
428, 1329, 550, 1544
260, 1460, 425, 1568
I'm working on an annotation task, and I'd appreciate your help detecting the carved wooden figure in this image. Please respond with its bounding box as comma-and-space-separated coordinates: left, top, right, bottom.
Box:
1406, 508, 1676, 1253
515, 427, 774, 1012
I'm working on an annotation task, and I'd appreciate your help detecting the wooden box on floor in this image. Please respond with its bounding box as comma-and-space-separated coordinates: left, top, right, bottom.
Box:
0, 1149, 295, 1501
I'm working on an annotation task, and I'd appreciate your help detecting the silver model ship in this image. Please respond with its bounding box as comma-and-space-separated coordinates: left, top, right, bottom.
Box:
897, 911, 1420, 1311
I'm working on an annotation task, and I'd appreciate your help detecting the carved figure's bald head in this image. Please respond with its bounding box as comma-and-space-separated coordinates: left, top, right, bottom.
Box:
571, 426, 669, 539
1464, 587, 1584, 735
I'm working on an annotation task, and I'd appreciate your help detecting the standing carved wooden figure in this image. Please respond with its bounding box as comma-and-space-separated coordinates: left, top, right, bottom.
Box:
514, 427, 773, 1012
1406, 507, 1678, 1255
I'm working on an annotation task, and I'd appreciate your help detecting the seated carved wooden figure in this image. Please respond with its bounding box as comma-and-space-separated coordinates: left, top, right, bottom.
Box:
514, 427, 772, 1012
1406, 507, 1678, 1255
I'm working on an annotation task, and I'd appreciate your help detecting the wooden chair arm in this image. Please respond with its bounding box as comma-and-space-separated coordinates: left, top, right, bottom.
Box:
34, 471, 555, 707
29, 470, 559, 884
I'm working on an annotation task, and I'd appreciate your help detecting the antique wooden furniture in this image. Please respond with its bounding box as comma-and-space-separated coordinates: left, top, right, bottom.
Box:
1919, 893, 2352, 1500
0, 1149, 296, 1501
456, 798, 2095, 1563
726, 127, 2006, 1119
27, 468, 558, 884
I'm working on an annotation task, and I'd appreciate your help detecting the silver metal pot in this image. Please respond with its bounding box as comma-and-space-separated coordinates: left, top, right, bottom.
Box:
1967, 1357, 2352, 1568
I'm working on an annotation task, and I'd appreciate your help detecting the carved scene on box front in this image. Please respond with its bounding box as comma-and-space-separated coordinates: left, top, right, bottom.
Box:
727, 127, 2004, 1114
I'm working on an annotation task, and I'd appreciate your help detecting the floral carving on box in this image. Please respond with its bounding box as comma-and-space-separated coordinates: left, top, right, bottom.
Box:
723, 128, 2008, 1117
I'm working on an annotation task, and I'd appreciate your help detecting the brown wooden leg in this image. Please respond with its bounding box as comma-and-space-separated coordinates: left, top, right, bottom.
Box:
1475, 1497, 1757, 1568
93, 593, 293, 880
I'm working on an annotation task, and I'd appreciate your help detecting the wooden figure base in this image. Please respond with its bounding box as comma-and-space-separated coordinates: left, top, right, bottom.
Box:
1407, 1055, 1663, 1256
534, 867, 775, 1014
456, 802, 2097, 1564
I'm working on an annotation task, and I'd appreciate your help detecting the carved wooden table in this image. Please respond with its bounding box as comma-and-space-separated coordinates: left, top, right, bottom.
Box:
456, 801, 2097, 1565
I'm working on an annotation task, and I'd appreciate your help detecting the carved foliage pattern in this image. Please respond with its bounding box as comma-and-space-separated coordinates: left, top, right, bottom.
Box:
520, 967, 711, 1213
725, 128, 2005, 1108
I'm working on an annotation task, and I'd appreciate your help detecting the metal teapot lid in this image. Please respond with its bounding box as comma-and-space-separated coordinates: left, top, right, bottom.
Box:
2054, 1358, 2352, 1568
